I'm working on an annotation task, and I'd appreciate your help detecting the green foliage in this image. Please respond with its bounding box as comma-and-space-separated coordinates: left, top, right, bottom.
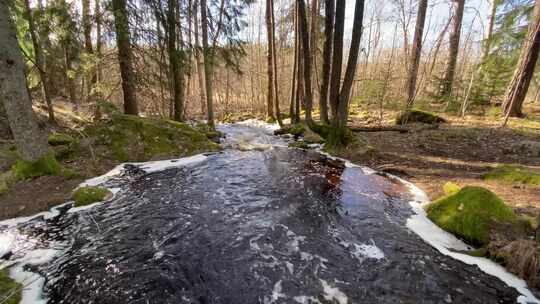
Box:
48, 133, 75, 146
395, 109, 446, 125
72, 186, 112, 207
12, 154, 62, 180
443, 182, 461, 195
0, 269, 21, 304
426, 186, 517, 246
483, 165, 540, 187
84, 114, 220, 162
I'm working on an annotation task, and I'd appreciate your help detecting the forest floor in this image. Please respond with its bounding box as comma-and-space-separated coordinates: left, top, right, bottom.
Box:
338, 103, 540, 216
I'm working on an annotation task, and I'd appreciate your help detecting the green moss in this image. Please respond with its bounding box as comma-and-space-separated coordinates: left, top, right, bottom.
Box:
73, 186, 112, 207
0, 171, 16, 194
84, 114, 220, 162
0, 268, 21, 304
289, 124, 305, 136
426, 186, 517, 246
12, 154, 62, 180
443, 182, 461, 195
310, 123, 331, 139
48, 133, 75, 146
483, 165, 540, 187
395, 109, 446, 125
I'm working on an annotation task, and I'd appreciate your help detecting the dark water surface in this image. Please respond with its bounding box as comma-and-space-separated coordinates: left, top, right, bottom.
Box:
0, 123, 528, 303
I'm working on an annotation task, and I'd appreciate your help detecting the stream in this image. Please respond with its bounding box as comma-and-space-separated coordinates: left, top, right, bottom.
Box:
0, 120, 538, 304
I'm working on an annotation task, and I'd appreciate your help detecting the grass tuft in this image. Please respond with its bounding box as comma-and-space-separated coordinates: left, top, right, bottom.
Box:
483, 165, 540, 187
11, 154, 62, 181
72, 186, 112, 207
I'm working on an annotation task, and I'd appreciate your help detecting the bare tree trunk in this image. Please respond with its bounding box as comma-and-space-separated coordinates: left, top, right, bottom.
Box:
405, 0, 428, 108
290, 1, 299, 122
265, 0, 276, 121
112, 0, 139, 115
94, 0, 103, 120
193, 0, 207, 116
167, 0, 185, 121
319, 0, 334, 124
440, 0, 465, 98
200, 0, 215, 128
23, 0, 56, 123
328, 0, 345, 120
503, 0, 540, 121
0, 2, 50, 161
298, 0, 313, 124
270, 0, 282, 126
482, 0, 497, 61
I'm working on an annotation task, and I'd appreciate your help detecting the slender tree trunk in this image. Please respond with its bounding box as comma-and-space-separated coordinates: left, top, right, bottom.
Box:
440, 0, 465, 98
265, 0, 276, 121
94, 0, 103, 120
112, 0, 138, 115
336, 0, 364, 127
298, 0, 313, 124
82, 0, 96, 102
328, 0, 345, 119
310, 0, 319, 114
193, 0, 207, 116
168, 0, 185, 121
200, 0, 215, 128
23, 0, 55, 123
290, 1, 299, 122
503, 0, 540, 121
270, 0, 282, 126
405, 0, 428, 108
0, 2, 50, 161
482, 0, 497, 61
319, 0, 334, 124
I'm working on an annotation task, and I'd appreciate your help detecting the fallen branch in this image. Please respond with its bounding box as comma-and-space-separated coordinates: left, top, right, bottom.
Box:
349, 126, 409, 133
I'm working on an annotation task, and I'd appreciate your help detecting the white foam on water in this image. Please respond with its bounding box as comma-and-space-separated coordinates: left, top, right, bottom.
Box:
404, 180, 540, 304
319, 279, 348, 304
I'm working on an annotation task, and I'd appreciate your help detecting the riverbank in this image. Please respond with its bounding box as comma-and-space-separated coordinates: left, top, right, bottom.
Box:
0, 102, 221, 220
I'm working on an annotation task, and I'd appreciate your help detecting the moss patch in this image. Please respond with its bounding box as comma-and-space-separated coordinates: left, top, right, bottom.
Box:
73, 186, 112, 207
0, 269, 21, 304
84, 114, 221, 162
12, 154, 62, 181
48, 133, 75, 146
289, 141, 310, 149
483, 165, 540, 187
426, 186, 517, 246
443, 182, 461, 195
396, 109, 446, 125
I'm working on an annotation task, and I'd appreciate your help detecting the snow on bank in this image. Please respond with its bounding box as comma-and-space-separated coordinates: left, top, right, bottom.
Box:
404, 181, 540, 304
0, 153, 209, 304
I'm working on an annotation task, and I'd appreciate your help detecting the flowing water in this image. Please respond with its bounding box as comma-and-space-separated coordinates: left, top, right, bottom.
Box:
0, 120, 538, 304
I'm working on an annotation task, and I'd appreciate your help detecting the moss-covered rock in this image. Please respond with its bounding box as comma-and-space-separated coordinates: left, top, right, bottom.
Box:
426, 186, 517, 246
443, 182, 461, 195
11, 154, 62, 181
483, 165, 540, 187
0, 268, 21, 304
193, 123, 223, 143
84, 114, 221, 162
73, 186, 113, 207
48, 133, 75, 146
302, 127, 324, 144
274, 124, 305, 137
395, 109, 446, 125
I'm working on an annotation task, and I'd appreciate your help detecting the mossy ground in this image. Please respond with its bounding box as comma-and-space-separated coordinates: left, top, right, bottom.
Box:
443, 182, 461, 195
84, 114, 221, 162
483, 165, 540, 187
0, 268, 21, 304
395, 109, 446, 125
426, 186, 517, 246
72, 186, 112, 207
11, 153, 63, 181
48, 133, 75, 146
